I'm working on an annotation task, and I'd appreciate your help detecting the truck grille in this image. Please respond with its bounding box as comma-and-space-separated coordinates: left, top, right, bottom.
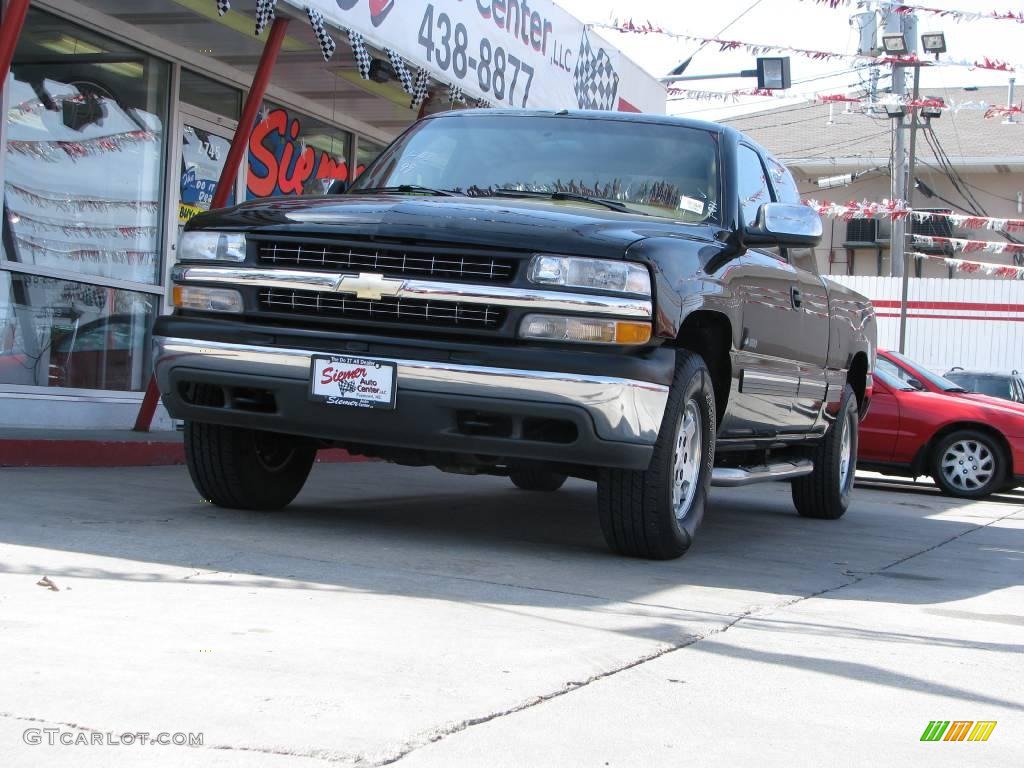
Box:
258, 288, 505, 329
257, 241, 516, 282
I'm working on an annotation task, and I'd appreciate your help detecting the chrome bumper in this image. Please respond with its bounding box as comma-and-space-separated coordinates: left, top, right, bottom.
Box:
153, 336, 669, 445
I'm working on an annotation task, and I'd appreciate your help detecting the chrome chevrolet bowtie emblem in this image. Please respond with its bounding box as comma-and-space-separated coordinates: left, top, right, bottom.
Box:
335, 272, 403, 300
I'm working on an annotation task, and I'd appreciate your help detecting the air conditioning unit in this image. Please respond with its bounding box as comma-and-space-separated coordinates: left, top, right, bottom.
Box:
911, 207, 954, 254
844, 218, 878, 246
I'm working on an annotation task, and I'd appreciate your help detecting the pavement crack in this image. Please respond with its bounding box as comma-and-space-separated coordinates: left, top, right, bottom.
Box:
377, 611, 752, 766
380, 508, 1023, 765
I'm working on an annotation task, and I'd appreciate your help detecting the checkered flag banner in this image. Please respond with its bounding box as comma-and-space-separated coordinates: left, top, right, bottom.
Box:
216, 0, 230, 15
306, 7, 337, 62
255, 0, 277, 35
348, 30, 371, 80
410, 68, 431, 109
386, 49, 415, 95
447, 84, 465, 104
573, 30, 619, 111
476, 98, 492, 109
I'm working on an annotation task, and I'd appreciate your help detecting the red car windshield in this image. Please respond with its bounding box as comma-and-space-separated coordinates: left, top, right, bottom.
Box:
883, 351, 965, 392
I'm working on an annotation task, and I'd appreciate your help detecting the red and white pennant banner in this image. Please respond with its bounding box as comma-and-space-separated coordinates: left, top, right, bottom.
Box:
805, 1, 1024, 25
596, 21, 1018, 72
908, 252, 1024, 279
912, 235, 1024, 256
805, 199, 1024, 233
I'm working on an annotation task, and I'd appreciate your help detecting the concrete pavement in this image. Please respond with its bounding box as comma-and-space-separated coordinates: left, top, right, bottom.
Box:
0, 463, 1021, 766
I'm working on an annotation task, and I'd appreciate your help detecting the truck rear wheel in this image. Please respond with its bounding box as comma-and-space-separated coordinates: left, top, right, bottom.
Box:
792, 383, 858, 519
184, 420, 316, 511
509, 468, 567, 492
597, 350, 716, 560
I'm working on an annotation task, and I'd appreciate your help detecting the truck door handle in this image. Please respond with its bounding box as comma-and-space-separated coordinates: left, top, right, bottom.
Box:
791, 287, 803, 309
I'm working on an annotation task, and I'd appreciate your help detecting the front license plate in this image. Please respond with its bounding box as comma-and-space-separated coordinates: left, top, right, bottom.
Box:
309, 355, 397, 409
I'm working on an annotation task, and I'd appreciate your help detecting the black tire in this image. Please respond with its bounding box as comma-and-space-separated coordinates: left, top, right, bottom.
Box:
509, 468, 567, 492
930, 429, 1005, 499
184, 420, 316, 510
597, 350, 716, 560
792, 383, 858, 519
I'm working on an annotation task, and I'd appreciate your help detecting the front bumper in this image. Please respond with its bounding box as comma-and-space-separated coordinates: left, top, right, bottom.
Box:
154, 336, 670, 470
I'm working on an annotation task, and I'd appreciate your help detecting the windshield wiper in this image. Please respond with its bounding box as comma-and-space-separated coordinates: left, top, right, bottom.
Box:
491, 188, 645, 215
353, 185, 456, 197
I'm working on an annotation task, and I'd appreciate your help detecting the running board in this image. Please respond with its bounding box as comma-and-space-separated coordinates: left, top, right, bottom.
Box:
711, 459, 814, 487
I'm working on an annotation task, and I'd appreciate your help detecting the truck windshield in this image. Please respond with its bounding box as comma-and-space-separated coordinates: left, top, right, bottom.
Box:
351, 114, 721, 224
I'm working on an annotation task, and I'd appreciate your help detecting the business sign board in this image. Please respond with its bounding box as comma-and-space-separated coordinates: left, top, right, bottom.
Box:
282, 0, 666, 114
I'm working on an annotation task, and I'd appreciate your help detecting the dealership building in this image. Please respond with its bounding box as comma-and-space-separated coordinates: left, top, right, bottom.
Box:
0, 0, 664, 430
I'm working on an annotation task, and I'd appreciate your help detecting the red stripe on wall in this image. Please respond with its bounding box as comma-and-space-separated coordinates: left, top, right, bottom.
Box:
875, 312, 1024, 322
872, 299, 1023, 312
617, 97, 641, 113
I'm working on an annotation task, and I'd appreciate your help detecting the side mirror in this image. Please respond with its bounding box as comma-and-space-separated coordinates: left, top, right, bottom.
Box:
907, 377, 925, 391
327, 179, 350, 195
744, 203, 822, 248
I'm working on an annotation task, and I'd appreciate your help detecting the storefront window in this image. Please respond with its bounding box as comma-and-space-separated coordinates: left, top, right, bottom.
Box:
247, 104, 352, 199
0, 272, 155, 391
179, 69, 241, 121
0, 9, 167, 395
2, 9, 169, 286
356, 138, 386, 179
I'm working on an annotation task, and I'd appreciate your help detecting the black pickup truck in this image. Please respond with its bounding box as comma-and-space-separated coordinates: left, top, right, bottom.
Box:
155, 109, 876, 560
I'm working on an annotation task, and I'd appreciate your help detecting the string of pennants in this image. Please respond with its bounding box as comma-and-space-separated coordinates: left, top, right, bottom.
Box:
911, 234, 1024, 256
666, 85, 1022, 118
597, 21, 1018, 74
803, 1, 1024, 25
907, 252, 1024, 279
213, 1, 472, 109
804, 199, 1024, 233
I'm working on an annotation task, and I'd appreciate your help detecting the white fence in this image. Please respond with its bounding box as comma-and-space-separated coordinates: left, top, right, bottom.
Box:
827, 276, 1024, 374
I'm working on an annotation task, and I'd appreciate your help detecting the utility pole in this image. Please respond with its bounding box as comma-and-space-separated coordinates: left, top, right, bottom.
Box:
890, 63, 907, 278
898, 64, 922, 353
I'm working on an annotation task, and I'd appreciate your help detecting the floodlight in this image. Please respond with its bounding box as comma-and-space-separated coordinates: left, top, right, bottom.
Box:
883, 99, 906, 118
920, 33, 946, 54
756, 57, 791, 90
921, 99, 944, 119
881, 34, 909, 55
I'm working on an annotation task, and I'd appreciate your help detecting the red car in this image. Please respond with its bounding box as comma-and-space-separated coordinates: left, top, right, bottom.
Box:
876, 349, 1024, 413
859, 364, 1024, 498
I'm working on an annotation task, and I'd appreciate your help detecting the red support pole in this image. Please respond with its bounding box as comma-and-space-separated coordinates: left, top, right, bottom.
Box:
211, 16, 289, 208
0, 0, 32, 96
134, 17, 290, 432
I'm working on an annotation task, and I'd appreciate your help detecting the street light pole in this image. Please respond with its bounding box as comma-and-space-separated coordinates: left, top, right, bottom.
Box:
890, 64, 907, 278
898, 64, 922, 353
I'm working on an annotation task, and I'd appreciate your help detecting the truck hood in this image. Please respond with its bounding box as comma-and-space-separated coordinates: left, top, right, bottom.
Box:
189, 194, 718, 258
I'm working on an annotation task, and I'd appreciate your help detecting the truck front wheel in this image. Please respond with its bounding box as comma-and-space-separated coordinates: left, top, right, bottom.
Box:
597, 350, 716, 560
184, 421, 316, 510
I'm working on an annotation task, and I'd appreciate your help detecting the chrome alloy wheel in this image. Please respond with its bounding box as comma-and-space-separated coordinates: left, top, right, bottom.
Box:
838, 415, 853, 493
671, 400, 703, 519
941, 439, 995, 491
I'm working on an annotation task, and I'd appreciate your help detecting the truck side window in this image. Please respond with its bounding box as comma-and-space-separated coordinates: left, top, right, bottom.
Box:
737, 146, 772, 227
766, 156, 801, 204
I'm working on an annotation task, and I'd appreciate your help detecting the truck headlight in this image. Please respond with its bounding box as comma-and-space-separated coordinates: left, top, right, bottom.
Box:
178, 231, 246, 262
172, 286, 243, 313
520, 314, 651, 345
528, 255, 651, 296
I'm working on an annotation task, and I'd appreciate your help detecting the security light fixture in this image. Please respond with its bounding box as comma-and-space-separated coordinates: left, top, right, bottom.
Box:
882, 34, 909, 55
921, 103, 943, 119
883, 99, 906, 118
921, 32, 946, 55
756, 57, 791, 90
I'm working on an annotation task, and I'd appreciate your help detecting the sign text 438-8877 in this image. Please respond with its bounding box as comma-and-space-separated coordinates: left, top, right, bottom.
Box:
418, 4, 535, 107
